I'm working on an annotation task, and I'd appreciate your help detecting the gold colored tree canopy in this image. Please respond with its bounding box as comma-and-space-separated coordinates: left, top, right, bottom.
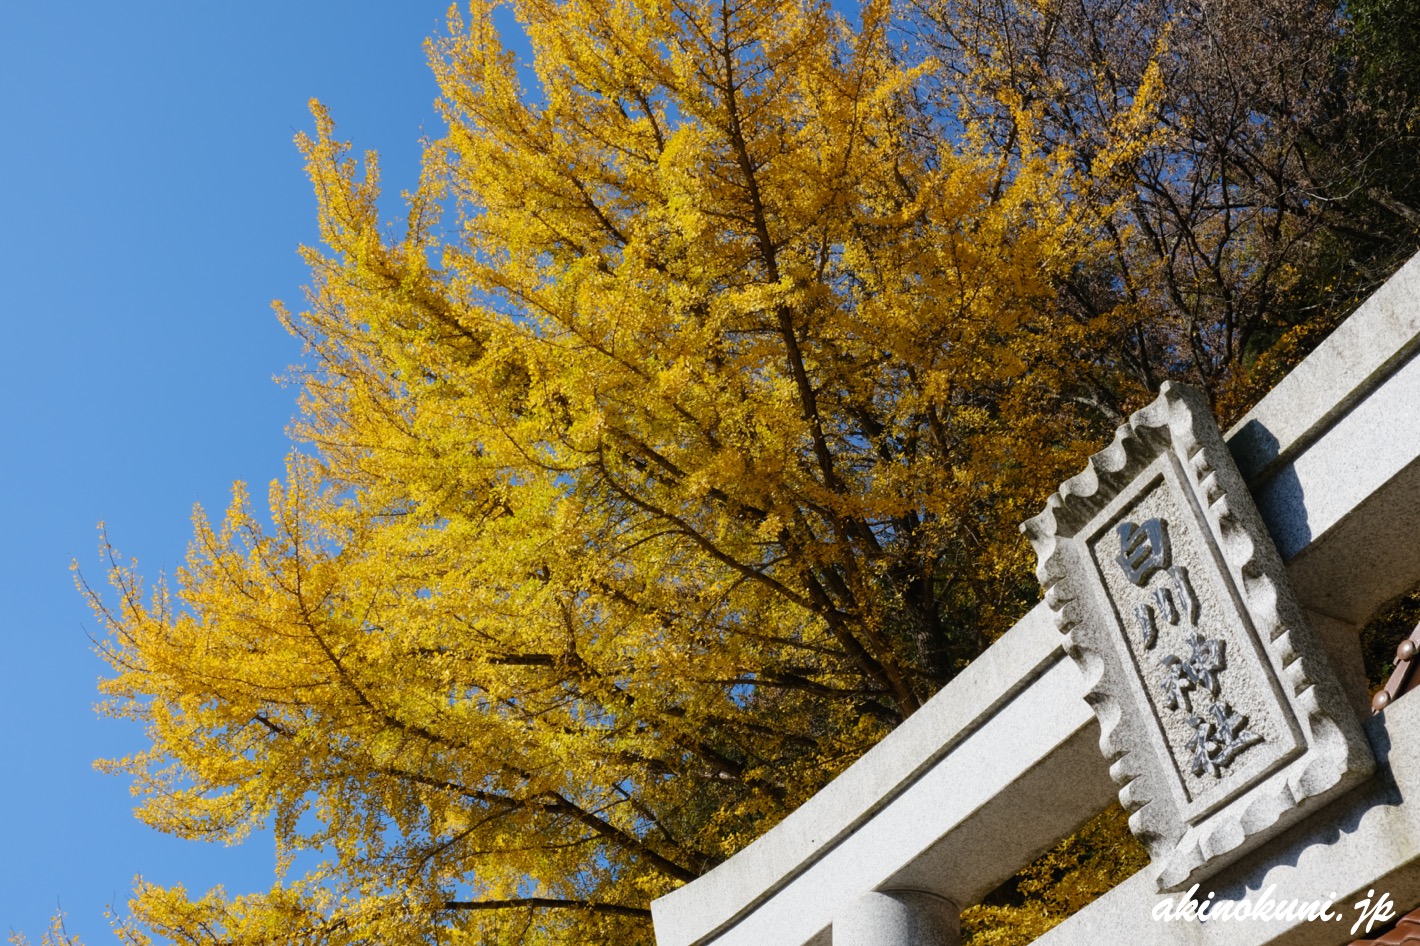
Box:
75, 0, 1416, 941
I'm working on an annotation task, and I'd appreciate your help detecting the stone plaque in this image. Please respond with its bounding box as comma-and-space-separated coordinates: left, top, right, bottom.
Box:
1021, 383, 1374, 892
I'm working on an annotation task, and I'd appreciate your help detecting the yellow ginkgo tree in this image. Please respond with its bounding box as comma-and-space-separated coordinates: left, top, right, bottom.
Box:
83, 0, 1159, 942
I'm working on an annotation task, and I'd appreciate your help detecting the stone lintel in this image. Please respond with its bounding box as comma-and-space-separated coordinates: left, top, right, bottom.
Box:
1229, 249, 1420, 486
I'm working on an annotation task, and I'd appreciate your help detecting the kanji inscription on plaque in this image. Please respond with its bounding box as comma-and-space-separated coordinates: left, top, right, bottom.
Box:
1021, 382, 1374, 892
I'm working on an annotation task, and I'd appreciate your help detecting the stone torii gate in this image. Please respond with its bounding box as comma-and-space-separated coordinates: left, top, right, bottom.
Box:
651, 253, 1420, 946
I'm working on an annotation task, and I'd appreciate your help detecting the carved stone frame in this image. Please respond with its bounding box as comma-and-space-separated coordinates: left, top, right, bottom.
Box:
1022, 383, 1374, 892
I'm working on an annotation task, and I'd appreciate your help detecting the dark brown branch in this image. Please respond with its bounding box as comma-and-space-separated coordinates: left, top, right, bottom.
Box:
444, 898, 651, 918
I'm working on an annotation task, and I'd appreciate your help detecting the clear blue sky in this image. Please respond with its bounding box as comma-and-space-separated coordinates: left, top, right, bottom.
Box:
0, 4, 466, 941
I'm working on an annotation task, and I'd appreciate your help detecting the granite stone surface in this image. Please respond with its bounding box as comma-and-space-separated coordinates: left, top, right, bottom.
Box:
835, 892, 959, 946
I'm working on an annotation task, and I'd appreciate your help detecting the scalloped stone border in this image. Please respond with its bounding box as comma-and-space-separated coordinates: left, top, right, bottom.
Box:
1021, 382, 1375, 892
